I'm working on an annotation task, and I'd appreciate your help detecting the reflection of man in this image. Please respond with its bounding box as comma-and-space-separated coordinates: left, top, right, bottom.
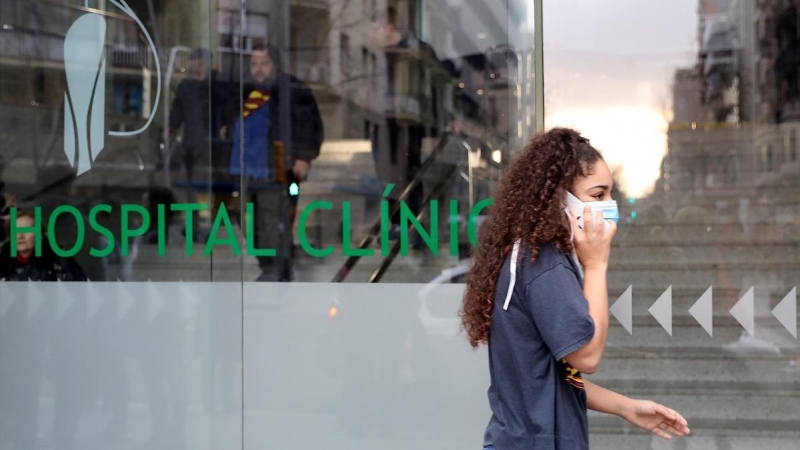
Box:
226, 44, 323, 281
369, 7, 442, 245
168, 48, 225, 240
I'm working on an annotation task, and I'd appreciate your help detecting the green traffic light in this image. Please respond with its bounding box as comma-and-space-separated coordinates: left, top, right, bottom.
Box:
631, 210, 637, 220
289, 182, 300, 196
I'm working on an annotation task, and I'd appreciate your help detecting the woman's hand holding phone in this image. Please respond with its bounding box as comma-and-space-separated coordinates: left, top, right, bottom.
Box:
571, 205, 616, 271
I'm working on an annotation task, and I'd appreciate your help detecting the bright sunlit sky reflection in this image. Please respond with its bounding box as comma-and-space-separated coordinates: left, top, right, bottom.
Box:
542, 0, 698, 198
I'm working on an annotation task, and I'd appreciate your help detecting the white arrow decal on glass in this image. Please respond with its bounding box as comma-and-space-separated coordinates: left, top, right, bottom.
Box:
772, 287, 797, 339
1, 283, 16, 317
27, 282, 45, 318
56, 279, 75, 320
730, 287, 755, 337
649, 285, 673, 336
117, 280, 136, 320
86, 280, 104, 320
610, 285, 633, 335
689, 286, 714, 337
147, 281, 165, 321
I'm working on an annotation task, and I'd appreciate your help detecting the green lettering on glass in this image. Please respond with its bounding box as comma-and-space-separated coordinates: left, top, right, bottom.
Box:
9, 207, 43, 257
204, 203, 241, 256
89, 204, 115, 257
468, 198, 493, 247
449, 199, 459, 257
121, 204, 150, 257
23, 198, 501, 260
342, 201, 372, 257
298, 201, 333, 258
400, 200, 438, 256
380, 184, 394, 257
157, 204, 167, 256
170, 203, 207, 256
48, 205, 84, 258
245, 202, 275, 257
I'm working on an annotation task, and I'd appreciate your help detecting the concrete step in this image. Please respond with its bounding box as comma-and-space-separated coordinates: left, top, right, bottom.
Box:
606, 269, 797, 294
589, 426, 800, 450
587, 354, 800, 384
610, 242, 800, 265
618, 226, 800, 245
604, 322, 800, 351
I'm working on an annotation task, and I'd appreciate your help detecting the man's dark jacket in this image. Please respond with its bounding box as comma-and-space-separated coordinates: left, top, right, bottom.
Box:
168, 70, 228, 153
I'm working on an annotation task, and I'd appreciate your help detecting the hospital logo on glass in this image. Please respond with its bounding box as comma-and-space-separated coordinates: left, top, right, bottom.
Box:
63, 1, 160, 176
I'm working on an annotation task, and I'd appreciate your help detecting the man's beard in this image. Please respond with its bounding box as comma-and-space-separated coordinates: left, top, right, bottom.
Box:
252, 73, 276, 86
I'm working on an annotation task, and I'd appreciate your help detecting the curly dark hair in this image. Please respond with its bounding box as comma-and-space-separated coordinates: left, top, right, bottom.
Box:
460, 127, 604, 348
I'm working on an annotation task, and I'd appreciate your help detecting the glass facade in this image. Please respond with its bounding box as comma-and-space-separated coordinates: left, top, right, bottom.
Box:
0, 0, 797, 449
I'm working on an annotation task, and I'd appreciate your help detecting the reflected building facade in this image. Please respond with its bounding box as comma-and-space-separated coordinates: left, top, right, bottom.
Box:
0, 0, 532, 282
659, 0, 800, 235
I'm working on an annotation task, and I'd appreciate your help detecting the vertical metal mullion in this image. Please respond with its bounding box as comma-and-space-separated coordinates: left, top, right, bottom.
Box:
206, 0, 213, 280
534, 0, 544, 133
239, 2, 247, 283
239, 2, 246, 450
278, 0, 292, 281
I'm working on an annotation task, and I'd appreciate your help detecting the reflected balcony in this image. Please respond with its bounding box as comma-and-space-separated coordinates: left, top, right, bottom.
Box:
0, 26, 154, 71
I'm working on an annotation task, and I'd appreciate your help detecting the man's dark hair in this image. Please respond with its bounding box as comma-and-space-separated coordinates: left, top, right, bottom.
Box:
371, 6, 397, 26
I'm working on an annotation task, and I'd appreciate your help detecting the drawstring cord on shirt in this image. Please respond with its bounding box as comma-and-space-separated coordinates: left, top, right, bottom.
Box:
502, 240, 521, 310
502, 240, 584, 311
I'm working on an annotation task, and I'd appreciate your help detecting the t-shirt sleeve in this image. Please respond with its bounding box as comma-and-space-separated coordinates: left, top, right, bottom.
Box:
525, 264, 595, 361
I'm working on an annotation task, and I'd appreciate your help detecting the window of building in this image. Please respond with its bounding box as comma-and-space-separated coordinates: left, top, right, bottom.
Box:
218, 9, 269, 53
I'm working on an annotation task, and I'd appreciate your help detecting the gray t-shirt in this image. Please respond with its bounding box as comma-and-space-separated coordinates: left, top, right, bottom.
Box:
484, 242, 595, 450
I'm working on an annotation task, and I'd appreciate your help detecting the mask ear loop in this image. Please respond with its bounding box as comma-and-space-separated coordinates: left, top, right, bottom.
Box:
502, 240, 520, 310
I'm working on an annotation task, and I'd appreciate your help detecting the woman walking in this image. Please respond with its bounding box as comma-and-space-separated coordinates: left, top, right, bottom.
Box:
461, 128, 690, 449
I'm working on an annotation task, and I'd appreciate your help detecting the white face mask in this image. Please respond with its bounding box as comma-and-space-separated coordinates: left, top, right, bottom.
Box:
564, 191, 618, 235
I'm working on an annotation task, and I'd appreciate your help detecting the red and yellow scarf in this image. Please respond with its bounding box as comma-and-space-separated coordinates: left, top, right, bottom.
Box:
562, 359, 585, 390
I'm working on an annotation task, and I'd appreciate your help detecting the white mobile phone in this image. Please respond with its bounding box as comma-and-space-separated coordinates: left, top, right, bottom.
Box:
565, 192, 611, 233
